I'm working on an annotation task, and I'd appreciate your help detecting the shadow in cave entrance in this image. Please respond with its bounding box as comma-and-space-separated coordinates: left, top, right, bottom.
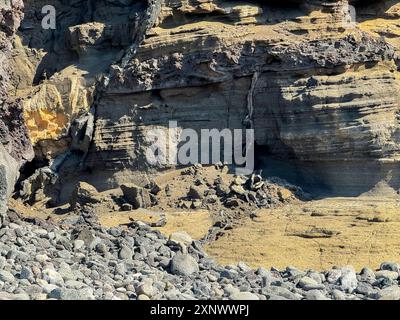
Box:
254, 145, 330, 200
254, 145, 400, 199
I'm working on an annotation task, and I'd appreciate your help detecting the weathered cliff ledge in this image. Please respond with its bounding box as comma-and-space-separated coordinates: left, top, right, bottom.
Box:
2, 0, 400, 207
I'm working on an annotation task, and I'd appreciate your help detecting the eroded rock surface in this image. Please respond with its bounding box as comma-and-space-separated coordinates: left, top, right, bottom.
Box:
2, 0, 400, 200
0, 0, 34, 212
73, 1, 400, 196
2, 0, 400, 300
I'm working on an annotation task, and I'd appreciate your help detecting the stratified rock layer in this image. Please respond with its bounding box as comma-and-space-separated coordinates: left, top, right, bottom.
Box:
83, 0, 400, 195
4, 0, 400, 200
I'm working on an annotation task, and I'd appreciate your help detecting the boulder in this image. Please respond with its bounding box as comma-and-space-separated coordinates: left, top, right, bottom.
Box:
170, 253, 199, 276
230, 292, 259, 300
339, 266, 358, 293
305, 290, 330, 300
121, 184, 152, 209
233, 176, 248, 185
376, 286, 400, 300
136, 281, 155, 298
168, 231, 193, 249
375, 270, 399, 281
187, 186, 204, 200
69, 182, 101, 209
230, 184, 246, 196
145, 181, 161, 195
380, 262, 400, 273
118, 245, 133, 260
0, 144, 19, 214
49, 288, 95, 300
215, 183, 230, 196
19, 168, 58, 205
0, 270, 15, 284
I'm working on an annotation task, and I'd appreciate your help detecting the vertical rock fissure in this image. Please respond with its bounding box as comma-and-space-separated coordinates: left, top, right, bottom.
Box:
243, 71, 260, 130
89, 0, 163, 141
121, 0, 163, 69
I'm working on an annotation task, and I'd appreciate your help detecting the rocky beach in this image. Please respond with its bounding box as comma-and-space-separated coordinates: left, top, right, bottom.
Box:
2, 206, 400, 301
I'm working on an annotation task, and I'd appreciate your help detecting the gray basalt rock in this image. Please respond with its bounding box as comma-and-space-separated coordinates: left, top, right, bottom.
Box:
230, 291, 259, 300
69, 182, 102, 209
339, 267, 358, 293
0, 202, 399, 300
121, 184, 152, 209
0, 145, 19, 214
170, 253, 199, 276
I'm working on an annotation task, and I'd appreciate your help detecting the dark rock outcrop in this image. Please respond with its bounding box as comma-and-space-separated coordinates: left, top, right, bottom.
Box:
0, 0, 33, 212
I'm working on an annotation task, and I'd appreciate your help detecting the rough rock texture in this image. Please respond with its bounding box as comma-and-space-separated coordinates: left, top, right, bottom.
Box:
4, 0, 400, 201
10, 0, 150, 159
2, 0, 400, 302
82, 0, 400, 196
0, 0, 34, 212
0, 145, 19, 214
0, 210, 400, 300
0, 0, 32, 161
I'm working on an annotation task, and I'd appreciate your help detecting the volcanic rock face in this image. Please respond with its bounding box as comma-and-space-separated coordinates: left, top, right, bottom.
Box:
1, 0, 34, 212
10, 0, 151, 160
84, 0, 400, 195
0, 0, 32, 160
3, 0, 400, 202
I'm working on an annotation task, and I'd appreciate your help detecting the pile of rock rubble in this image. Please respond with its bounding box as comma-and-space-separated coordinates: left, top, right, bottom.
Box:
1, 209, 400, 300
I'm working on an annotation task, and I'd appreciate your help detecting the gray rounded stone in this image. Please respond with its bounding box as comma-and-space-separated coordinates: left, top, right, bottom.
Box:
119, 245, 133, 260
0, 270, 15, 283
170, 253, 199, 276
230, 292, 259, 300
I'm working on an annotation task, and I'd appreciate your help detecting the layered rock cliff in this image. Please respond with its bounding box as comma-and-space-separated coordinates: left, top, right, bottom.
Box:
85, 0, 400, 195
3, 0, 400, 205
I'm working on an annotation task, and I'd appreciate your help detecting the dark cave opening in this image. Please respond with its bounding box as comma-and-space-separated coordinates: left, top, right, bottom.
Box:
18, 157, 49, 183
